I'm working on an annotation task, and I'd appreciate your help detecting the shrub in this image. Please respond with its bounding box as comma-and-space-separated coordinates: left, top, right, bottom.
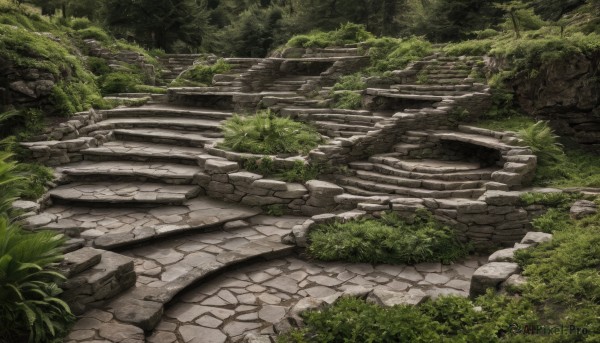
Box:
279, 293, 537, 343
332, 91, 362, 110
365, 36, 433, 73
220, 110, 323, 155
531, 208, 573, 233
279, 160, 323, 183
331, 73, 366, 91
99, 72, 142, 95
444, 39, 494, 56
0, 218, 74, 342
286, 23, 374, 48
307, 211, 471, 265
68, 17, 92, 30
173, 59, 231, 86
0, 152, 23, 214
86, 56, 111, 76
76, 26, 110, 42
517, 121, 565, 166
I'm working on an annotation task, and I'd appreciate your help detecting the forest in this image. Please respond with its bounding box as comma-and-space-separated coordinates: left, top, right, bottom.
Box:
14, 0, 600, 55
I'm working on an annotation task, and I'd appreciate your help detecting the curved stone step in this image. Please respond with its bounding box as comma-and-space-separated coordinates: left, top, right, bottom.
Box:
112, 128, 221, 147
432, 131, 515, 151
350, 162, 496, 182
101, 106, 233, 120
369, 156, 485, 174
82, 117, 223, 133
49, 182, 202, 205
338, 176, 485, 199
297, 113, 383, 125
82, 140, 208, 164
353, 170, 483, 191
56, 161, 202, 184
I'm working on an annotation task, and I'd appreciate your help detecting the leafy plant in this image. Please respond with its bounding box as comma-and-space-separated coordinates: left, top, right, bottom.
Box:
99, 72, 142, 95
286, 23, 374, 48
331, 73, 366, 91
364, 36, 433, 73
172, 59, 231, 86
279, 160, 323, 183
332, 91, 362, 110
0, 218, 74, 342
517, 121, 565, 165
0, 152, 23, 214
220, 110, 323, 155
308, 211, 471, 265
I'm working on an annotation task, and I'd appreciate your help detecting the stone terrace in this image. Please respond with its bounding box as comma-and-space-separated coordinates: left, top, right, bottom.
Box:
18, 48, 543, 343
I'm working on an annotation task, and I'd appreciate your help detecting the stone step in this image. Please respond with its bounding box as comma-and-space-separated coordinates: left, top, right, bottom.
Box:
61, 250, 135, 315
423, 74, 469, 80
296, 113, 382, 125
353, 170, 484, 191
431, 131, 514, 151
337, 176, 485, 199
49, 182, 201, 205
83, 117, 223, 133
280, 107, 372, 117
112, 128, 220, 148
315, 121, 374, 132
82, 140, 208, 164
370, 155, 484, 174
101, 106, 233, 120
56, 161, 201, 184
350, 162, 495, 182
424, 78, 472, 85
391, 84, 473, 91
60, 247, 103, 278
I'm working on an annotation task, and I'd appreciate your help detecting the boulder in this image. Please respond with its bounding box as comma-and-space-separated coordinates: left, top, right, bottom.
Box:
470, 262, 520, 297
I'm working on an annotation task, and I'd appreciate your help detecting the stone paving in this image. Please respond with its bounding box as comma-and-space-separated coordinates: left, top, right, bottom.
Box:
148, 254, 487, 343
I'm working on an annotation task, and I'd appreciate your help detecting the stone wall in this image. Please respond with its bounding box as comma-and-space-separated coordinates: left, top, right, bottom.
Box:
494, 53, 600, 151
84, 39, 156, 85
287, 190, 550, 249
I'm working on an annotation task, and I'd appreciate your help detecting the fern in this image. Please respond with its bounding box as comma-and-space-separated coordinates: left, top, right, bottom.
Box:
517, 120, 564, 165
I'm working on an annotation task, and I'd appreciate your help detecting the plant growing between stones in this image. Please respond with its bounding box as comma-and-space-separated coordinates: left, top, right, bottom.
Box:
331, 91, 362, 110
220, 110, 323, 155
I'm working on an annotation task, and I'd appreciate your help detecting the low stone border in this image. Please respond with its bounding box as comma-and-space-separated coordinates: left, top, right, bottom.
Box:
285, 189, 553, 247
469, 231, 553, 297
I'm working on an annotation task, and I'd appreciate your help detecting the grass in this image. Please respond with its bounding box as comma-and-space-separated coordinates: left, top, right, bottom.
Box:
331, 73, 366, 91
286, 23, 374, 48
171, 59, 231, 87
220, 110, 323, 155
331, 91, 362, 110
243, 158, 324, 183
363, 36, 433, 74
307, 211, 471, 265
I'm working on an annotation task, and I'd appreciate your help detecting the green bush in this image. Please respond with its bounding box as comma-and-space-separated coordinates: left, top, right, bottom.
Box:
286, 23, 374, 48
0, 152, 23, 214
332, 91, 362, 109
13, 163, 54, 201
99, 72, 142, 95
331, 73, 366, 91
242, 158, 323, 183
308, 211, 471, 265
173, 59, 231, 86
0, 218, 74, 343
279, 293, 537, 343
68, 17, 92, 30
365, 36, 433, 73
531, 208, 573, 233
76, 26, 110, 42
86, 56, 111, 76
220, 110, 323, 155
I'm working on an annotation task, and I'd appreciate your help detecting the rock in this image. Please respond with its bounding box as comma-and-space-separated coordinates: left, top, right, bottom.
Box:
367, 288, 428, 306
500, 274, 528, 293
487, 248, 517, 263
470, 262, 520, 297
60, 247, 103, 277
11, 200, 40, 212
481, 191, 521, 206
305, 180, 344, 198
244, 333, 272, 343
113, 299, 164, 331
521, 232, 553, 245
98, 322, 144, 342
570, 200, 598, 219
204, 160, 239, 174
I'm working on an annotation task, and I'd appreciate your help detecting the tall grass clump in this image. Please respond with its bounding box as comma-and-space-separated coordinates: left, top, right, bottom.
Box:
171, 59, 231, 86
220, 110, 323, 155
286, 23, 374, 48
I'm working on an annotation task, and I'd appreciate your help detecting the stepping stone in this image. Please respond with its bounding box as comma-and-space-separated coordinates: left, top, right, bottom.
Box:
49, 182, 201, 205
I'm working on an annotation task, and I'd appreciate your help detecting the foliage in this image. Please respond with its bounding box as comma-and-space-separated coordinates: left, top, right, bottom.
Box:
263, 204, 285, 217
532, 143, 600, 187
531, 208, 573, 233
172, 59, 230, 86
514, 212, 600, 340
519, 191, 579, 208
220, 110, 322, 155
75, 26, 110, 42
331, 91, 362, 110
278, 292, 537, 343
0, 152, 24, 215
308, 211, 471, 265
0, 218, 74, 342
286, 23, 374, 48
13, 163, 54, 201
364, 36, 433, 73
243, 158, 323, 183
517, 121, 565, 165
131, 85, 167, 94
477, 115, 535, 132
331, 73, 366, 91
99, 72, 142, 95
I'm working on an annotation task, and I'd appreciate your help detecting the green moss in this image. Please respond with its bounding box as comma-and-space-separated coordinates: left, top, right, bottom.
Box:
132, 85, 167, 94
99, 72, 142, 95
308, 211, 471, 265
76, 26, 111, 43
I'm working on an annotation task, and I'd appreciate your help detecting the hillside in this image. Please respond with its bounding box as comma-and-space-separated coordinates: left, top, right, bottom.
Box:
1, 1, 600, 343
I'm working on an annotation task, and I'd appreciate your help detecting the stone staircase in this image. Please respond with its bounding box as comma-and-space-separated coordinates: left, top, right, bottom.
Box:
21, 49, 541, 343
